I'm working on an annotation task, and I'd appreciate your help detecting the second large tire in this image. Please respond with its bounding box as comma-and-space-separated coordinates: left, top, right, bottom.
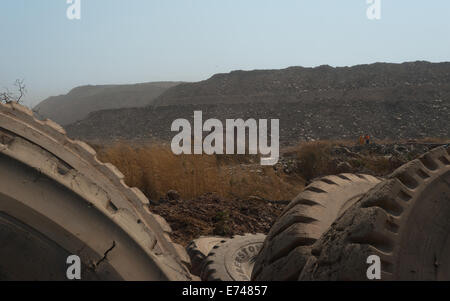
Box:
201, 234, 266, 281
186, 236, 229, 276
252, 173, 381, 281
299, 146, 450, 280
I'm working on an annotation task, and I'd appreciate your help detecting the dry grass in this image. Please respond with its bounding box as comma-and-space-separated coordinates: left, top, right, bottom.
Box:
292, 139, 441, 179
295, 141, 335, 181
94, 138, 448, 201
95, 142, 305, 201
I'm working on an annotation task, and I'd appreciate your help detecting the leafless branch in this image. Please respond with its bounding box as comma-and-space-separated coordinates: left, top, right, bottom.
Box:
14, 79, 26, 103
0, 79, 27, 104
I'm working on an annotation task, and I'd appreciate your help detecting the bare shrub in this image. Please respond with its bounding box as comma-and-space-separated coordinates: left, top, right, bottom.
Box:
1, 79, 26, 104
295, 141, 334, 181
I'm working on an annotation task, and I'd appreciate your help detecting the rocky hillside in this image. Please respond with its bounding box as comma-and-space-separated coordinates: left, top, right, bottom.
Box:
153, 61, 450, 106
34, 81, 182, 125
66, 98, 449, 146
66, 61, 450, 145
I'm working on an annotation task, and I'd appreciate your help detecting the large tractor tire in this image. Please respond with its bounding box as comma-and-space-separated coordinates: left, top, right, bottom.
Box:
0, 103, 194, 281
201, 233, 266, 281
186, 236, 229, 276
299, 146, 450, 281
252, 174, 381, 281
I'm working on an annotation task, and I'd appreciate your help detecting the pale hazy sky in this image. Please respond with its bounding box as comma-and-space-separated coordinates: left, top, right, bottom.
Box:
1, 0, 450, 106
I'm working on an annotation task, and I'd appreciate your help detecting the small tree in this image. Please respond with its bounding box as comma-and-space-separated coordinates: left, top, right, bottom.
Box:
0, 79, 26, 104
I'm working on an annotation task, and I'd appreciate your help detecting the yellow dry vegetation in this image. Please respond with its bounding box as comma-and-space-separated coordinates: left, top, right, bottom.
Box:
96, 142, 305, 201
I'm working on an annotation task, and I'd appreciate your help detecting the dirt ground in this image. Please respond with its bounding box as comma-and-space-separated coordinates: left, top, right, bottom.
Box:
150, 193, 287, 246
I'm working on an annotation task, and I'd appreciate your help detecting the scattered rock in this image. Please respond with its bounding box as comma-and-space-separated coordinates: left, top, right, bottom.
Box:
167, 190, 180, 201
247, 196, 264, 202
336, 161, 353, 173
